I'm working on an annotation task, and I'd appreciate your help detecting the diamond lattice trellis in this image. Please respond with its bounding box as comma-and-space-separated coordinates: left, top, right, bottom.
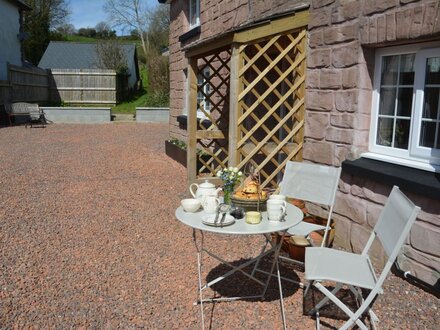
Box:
194, 49, 231, 177
235, 29, 307, 188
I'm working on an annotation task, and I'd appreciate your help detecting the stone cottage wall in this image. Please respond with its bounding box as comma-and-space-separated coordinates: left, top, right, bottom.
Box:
168, 0, 309, 141
304, 0, 440, 285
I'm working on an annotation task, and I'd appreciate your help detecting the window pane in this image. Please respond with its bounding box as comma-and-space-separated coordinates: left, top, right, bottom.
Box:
381, 55, 398, 85
419, 121, 436, 148
377, 117, 394, 146
423, 87, 439, 119
190, 0, 198, 26
394, 119, 410, 149
396, 87, 413, 117
399, 54, 415, 85
426, 57, 440, 84
379, 87, 396, 115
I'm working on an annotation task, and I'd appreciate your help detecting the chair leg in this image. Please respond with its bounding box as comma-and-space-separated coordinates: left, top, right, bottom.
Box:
311, 282, 343, 313
314, 282, 369, 330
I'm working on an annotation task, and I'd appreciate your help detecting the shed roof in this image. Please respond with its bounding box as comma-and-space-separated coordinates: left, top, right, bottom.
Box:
38, 42, 137, 70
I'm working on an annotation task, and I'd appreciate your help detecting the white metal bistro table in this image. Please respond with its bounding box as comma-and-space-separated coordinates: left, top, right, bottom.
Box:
175, 203, 303, 329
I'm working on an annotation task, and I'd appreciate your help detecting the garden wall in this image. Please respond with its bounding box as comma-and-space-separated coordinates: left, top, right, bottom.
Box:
41, 107, 111, 123
136, 107, 169, 122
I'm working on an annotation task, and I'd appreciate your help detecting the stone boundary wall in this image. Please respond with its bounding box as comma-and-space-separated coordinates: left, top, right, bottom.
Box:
41, 107, 111, 124
304, 0, 440, 285
136, 107, 169, 123
168, 0, 309, 141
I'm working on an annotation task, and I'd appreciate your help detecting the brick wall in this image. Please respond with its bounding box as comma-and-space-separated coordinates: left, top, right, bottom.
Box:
305, 0, 440, 285
168, 0, 309, 140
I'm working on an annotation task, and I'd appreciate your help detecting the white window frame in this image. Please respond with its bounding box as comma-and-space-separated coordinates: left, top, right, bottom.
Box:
189, 0, 200, 28
366, 42, 440, 172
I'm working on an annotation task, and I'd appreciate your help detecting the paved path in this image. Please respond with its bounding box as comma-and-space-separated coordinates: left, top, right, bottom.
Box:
0, 124, 437, 329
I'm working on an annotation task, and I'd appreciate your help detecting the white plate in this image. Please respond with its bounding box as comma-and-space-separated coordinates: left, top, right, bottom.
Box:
202, 214, 235, 227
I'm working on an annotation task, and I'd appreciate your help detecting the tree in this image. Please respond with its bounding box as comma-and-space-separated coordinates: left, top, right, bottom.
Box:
55, 23, 76, 36
95, 22, 116, 39
104, 0, 151, 57
23, 0, 70, 64
148, 4, 169, 52
95, 40, 128, 75
78, 27, 97, 38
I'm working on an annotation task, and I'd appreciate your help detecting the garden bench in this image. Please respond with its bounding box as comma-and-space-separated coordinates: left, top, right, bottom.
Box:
4, 102, 46, 127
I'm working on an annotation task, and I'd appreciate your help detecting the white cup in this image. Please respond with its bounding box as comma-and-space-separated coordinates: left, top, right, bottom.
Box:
269, 194, 286, 201
267, 199, 286, 222
202, 195, 220, 214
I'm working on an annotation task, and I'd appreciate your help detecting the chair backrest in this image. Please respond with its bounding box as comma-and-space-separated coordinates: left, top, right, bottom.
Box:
280, 161, 341, 207
372, 186, 420, 259
12, 102, 32, 114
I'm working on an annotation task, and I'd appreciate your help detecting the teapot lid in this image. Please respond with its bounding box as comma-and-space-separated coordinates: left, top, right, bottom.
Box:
199, 180, 215, 188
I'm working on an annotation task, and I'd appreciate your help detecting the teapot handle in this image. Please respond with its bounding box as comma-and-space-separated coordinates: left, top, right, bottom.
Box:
189, 183, 199, 198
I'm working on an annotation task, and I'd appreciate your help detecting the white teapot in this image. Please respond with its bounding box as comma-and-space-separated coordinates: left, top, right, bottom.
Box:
190, 180, 222, 202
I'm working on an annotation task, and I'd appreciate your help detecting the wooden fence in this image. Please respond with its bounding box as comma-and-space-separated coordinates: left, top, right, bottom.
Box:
0, 66, 125, 107
0, 64, 50, 104
49, 69, 124, 105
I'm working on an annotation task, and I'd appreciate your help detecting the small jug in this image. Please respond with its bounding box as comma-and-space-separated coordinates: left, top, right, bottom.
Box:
202, 195, 221, 214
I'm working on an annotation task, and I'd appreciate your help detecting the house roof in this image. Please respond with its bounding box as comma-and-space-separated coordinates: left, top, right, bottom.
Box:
6, 0, 31, 10
38, 42, 137, 70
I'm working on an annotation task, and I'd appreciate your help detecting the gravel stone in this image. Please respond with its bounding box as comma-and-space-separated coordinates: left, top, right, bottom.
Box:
0, 123, 438, 329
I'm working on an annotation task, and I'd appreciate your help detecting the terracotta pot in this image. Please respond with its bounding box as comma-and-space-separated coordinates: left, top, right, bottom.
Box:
287, 198, 308, 214
288, 235, 311, 262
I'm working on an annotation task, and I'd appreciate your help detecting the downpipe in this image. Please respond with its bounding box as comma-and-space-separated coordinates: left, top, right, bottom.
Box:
393, 262, 439, 297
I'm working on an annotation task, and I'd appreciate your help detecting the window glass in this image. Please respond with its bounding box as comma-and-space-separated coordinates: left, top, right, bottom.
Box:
399, 54, 415, 85
377, 117, 393, 147
197, 67, 211, 115
394, 119, 410, 149
190, 0, 200, 27
379, 87, 396, 116
377, 54, 414, 148
419, 56, 440, 149
381, 56, 398, 85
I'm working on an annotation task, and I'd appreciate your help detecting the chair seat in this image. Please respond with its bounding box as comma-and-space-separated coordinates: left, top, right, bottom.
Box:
287, 221, 326, 236
305, 247, 377, 290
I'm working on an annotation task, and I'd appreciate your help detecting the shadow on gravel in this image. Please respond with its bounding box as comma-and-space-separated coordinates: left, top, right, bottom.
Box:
206, 256, 301, 302
303, 285, 371, 328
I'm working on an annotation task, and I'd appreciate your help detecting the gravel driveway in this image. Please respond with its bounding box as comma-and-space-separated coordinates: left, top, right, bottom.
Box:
0, 123, 438, 329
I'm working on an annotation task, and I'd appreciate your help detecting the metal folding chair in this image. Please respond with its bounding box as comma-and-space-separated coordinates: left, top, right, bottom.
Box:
280, 161, 341, 248
304, 186, 420, 330
25, 104, 46, 128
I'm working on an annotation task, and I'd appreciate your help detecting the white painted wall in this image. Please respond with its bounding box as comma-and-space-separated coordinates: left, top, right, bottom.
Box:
0, 0, 22, 80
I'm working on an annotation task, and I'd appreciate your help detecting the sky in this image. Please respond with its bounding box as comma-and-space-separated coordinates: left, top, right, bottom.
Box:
68, 0, 159, 35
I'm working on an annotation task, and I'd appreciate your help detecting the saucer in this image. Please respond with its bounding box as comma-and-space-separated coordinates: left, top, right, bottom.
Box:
202, 214, 235, 227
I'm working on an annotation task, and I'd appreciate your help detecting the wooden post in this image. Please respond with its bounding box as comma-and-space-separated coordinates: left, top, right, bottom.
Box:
228, 43, 241, 168
187, 57, 198, 185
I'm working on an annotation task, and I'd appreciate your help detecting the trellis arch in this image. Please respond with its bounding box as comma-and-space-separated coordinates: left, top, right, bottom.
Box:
186, 10, 308, 189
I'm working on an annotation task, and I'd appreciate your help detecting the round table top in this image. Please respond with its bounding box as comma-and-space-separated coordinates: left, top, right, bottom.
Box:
175, 203, 303, 235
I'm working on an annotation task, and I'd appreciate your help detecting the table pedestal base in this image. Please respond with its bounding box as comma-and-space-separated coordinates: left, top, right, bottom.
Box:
193, 230, 288, 330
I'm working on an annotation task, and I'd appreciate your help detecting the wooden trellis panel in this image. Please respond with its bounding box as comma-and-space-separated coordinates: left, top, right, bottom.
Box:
187, 48, 231, 182
235, 28, 307, 189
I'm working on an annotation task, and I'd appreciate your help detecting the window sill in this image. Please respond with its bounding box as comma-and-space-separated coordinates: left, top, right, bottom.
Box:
179, 26, 201, 43
176, 114, 212, 128
342, 158, 440, 200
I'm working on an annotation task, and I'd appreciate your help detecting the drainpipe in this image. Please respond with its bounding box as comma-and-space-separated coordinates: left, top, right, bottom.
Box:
393, 261, 440, 297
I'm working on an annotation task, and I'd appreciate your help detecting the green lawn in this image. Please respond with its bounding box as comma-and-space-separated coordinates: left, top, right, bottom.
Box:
111, 65, 148, 114
65, 35, 97, 42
